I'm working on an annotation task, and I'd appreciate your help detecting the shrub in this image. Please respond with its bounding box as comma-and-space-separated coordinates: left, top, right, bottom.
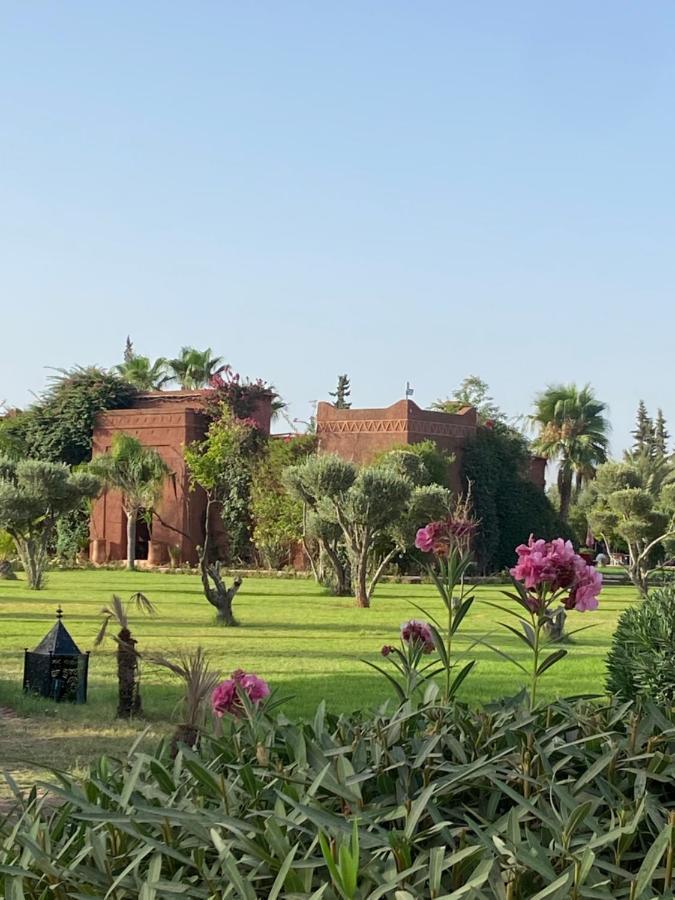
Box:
0, 529, 15, 560
606, 584, 675, 704
54, 504, 90, 564
2, 697, 675, 898
462, 424, 568, 573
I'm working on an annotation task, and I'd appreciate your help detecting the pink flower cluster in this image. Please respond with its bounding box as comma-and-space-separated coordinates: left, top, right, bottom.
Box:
415, 517, 477, 556
510, 536, 602, 612
211, 669, 270, 718
400, 619, 435, 653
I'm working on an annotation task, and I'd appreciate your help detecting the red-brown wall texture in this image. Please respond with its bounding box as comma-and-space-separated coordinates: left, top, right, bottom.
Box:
316, 399, 478, 492
90, 390, 272, 565
90, 391, 546, 566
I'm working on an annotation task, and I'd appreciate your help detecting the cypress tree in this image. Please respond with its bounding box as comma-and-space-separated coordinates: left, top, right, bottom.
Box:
329, 375, 352, 409
632, 400, 653, 453
654, 409, 670, 457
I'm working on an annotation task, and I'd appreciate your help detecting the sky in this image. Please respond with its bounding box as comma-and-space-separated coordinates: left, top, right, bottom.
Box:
1, 2, 674, 453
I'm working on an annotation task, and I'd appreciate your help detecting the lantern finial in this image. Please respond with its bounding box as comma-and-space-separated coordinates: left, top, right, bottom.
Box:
55, 606, 63, 620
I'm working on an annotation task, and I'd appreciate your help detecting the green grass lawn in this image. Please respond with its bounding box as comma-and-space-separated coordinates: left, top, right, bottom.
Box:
0, 569, 638, 793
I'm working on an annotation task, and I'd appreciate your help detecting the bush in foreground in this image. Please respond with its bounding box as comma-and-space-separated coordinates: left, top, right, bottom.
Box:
2, 696, 674, 898
606, 584, 675, 704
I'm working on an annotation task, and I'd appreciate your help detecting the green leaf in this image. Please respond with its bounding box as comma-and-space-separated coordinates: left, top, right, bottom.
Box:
268, 843, 299, 900
529, 870, 572, 899
632, 821, 672, 898
362, 660, 406, 702
499, 621, 536, 650
451, 597, 474, 635
572, 750, 615, 795
536, 648, 568, 677
448, 660, 476, 698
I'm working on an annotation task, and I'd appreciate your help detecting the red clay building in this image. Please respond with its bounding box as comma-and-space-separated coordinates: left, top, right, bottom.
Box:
89, 391, 272, 566
90, 392, 545, 566
316, 399, 546, 493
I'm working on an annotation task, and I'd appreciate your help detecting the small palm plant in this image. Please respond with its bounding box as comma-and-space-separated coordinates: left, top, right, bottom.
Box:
146, 647, 221, 756
88, 433, 170, 570
95, 592, 156, 719
115, 355, 171, 391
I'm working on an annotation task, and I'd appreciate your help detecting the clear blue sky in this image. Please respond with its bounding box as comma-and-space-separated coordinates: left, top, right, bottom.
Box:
2, 2, 674, 452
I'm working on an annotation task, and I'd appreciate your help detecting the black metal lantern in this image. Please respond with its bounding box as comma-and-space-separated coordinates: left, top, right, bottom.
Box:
23, 607, 89, 703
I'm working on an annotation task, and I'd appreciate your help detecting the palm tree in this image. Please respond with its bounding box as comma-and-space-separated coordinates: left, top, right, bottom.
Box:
95, 592, 156, 718
88, 433, 170, 570
167, 347, 225, 389
531, 384, 610, 523
115, 355, 171, 391
146, 647, 220, 755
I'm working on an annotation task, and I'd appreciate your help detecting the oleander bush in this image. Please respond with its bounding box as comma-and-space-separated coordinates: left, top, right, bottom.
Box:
2, 694, 674, 899
606, 584, 675, 705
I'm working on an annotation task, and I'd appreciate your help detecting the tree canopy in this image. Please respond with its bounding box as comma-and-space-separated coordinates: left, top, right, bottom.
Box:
582, 452, 675, 595
0, 367, 136, 466
0, 456, 100, 588
530, 383, 609, 522
285, 452, 451, 607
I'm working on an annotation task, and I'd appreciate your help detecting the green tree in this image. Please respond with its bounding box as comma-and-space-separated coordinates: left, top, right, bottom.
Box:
0, 367, 136, 466
0, 457, 100, 589
88, 434, 170, 571
285, 453, 450, 607
372, 440, 454, 487
654, 408, 670, 457
530, 383, 609, 522
184, 407, 262, 624
584, 454, 675, 595
250, 434, 316, 568
431, 375, 504, 423
632, 400, 653, 454
167, 347, 225, 389
115, 355, 171, 391
329, 374, 351, 409
462, 424, 567, 574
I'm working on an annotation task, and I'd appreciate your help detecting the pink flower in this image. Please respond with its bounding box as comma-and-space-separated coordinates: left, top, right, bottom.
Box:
567, 561, 602, 612
401, 619, 435, 653
381, 645, 395, 657
415, 524, 438, 553
211, 670, 270, 717
416, 516, 478, 557
511, 536, 602, 613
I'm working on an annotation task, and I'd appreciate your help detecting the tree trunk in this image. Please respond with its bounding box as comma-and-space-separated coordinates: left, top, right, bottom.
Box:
354, 553, 370, 608
199, 494, 243, 625
321, 540, 350, 596
17, 535, 45, 590
201, 561, 242, 624
628, 544, 650, 598
117, 627, 140, 718
126, 508, 137, 571
558, 467, 572, 523
368, 547, 398, 600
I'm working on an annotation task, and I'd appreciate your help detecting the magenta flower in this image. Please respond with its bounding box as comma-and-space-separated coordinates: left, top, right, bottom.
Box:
510, 536, 602, 612
416, 515, 478, 557
401, 619, 435, 653
381, 645, 395, 657
211, 670, 270, 717
415, 524, 437, 553
566, 562, 602, 612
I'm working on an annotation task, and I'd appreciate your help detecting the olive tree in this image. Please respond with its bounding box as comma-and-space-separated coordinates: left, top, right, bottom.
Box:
0, 456, 100, 589
285, 452, 451, 607
584, 454, 675, 595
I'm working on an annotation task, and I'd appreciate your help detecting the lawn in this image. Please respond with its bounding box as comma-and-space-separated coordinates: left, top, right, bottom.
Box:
0, 569, 638, 794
